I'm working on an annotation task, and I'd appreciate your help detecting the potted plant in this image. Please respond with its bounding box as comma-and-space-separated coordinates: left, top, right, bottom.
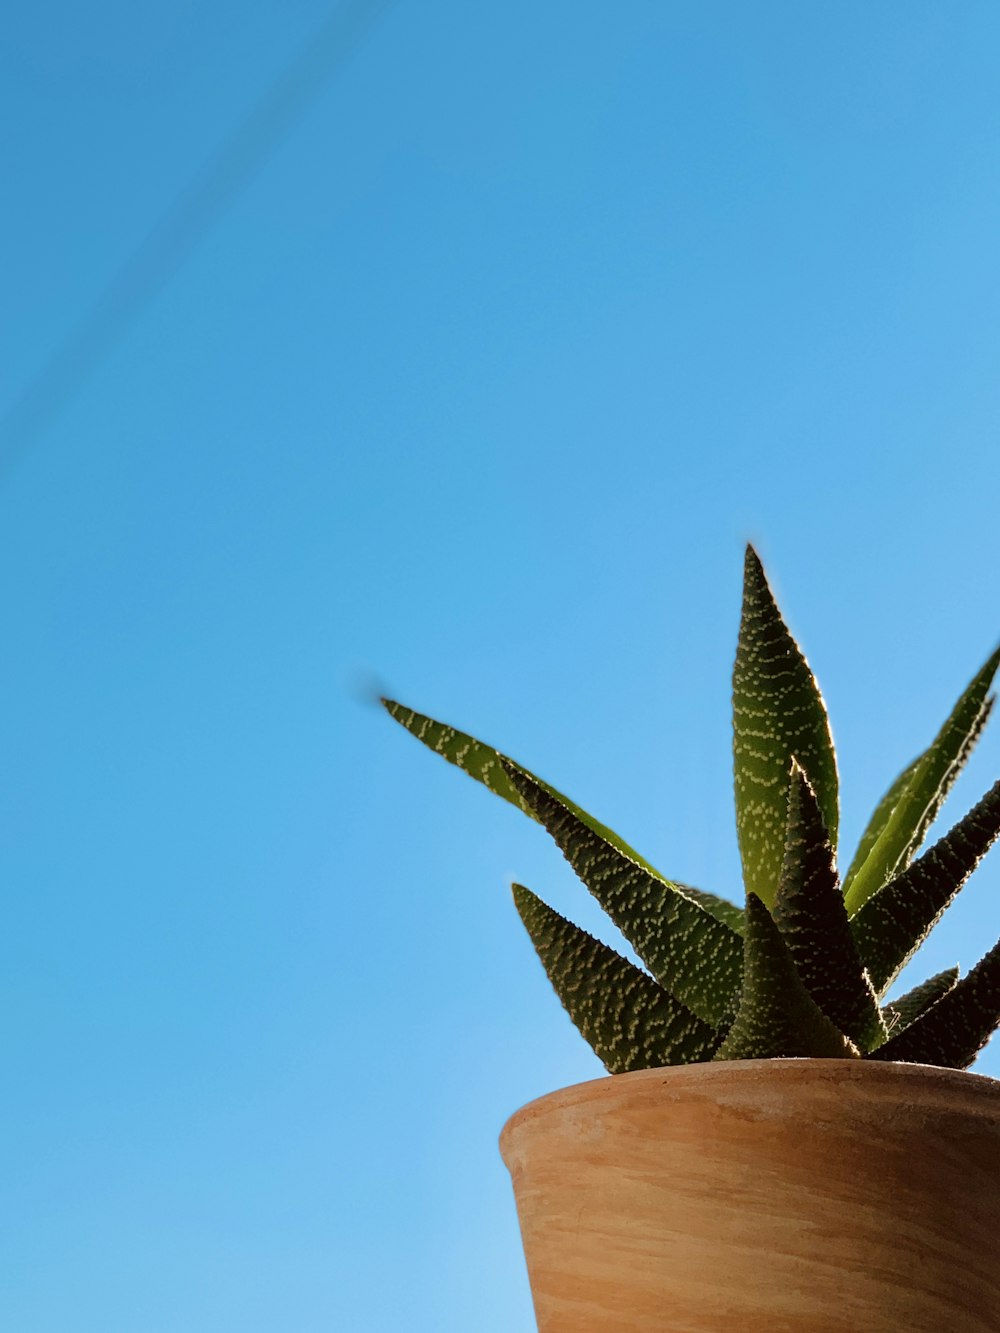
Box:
384, 547, 1000, 1331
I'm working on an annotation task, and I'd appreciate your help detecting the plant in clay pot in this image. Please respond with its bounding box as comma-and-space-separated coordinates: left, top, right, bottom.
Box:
384, 547, 1000, 1332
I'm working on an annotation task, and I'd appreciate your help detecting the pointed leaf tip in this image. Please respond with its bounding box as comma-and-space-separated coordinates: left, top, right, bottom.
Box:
845, 646, 1000, 914
744, 544, 771, 586
880, 967, 959, 1041
851, 778, 1000, 995
843, 694, 994, 897
511, 883, 720, 1072
732, 552, 839, 907
502, 759, 744, 1027
867, 938, 1000, 1069
715, 893, 857, 1061
381, 699, 554, 820
773, 764, 884, 1049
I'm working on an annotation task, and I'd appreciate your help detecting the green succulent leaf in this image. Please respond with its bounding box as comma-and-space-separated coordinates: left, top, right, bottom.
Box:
866, 939, 1000, 1069
714, 894, 858, 1061
907, 694, 995, 853
842, 695, 994, 898
732, 546, 839, 907
382, 699, 546, 821
384, 553, 1000, 1078
677, 884, 745, 935
844, 650, 1000, 914
503, 761, 743, 1028
383, 700, 743, 934
881, 967, 959, 1041
851, 779, 1000, 994
841, 761, 918, 899
772, 763, 884, 1050
512, 883, 721, 1072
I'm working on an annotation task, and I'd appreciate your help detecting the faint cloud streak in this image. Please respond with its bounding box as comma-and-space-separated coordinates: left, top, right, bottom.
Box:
0, 0, 394, 474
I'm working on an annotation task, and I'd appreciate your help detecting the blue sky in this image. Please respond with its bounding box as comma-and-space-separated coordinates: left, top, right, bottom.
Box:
4, 4, 1000, 1329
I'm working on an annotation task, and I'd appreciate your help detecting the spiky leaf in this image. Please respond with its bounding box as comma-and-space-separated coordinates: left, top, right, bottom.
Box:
504, 761, 743, 1027
844, 650, 1000, 913
732, 546, 838, 907
881, 967, 959, 1040
772, 763, 884, 1049
512, 884, 721, 1072
714, 894, 858, 1061
382, 699, 543, 819
841, 761, 918, 898
677, 883, 745, 935
383, 699, 743, 929
867, 940, 1000, 1068
851, 779, 1000, 994
842, 696, 994, 897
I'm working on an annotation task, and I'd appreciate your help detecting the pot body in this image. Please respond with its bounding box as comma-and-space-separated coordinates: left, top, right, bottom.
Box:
499, 1059, 1000, 1332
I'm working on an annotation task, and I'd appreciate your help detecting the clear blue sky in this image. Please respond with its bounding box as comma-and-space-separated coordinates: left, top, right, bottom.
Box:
4, 4, 1000, 1329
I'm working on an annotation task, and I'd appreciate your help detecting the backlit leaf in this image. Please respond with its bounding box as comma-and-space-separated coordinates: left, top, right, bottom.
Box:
504, 761, 743, 1027
867, 940, 1000, 1069
383, 699, 742, 934
851, 780, 1000, 994
732, 546, 838, 907
714, 894, 857, 1061
512, 884, 721, 1072
842, 695, 994, 897
881, 967, 959, 1040
772, 763, 884, 1049
844, 650, 1000, 914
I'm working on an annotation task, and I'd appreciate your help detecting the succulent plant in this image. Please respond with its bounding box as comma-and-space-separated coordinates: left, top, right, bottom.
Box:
384, 547, 1000, 1073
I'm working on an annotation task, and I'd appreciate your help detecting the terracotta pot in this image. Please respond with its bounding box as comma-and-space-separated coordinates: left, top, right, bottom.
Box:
499, 1059, 1000, 1332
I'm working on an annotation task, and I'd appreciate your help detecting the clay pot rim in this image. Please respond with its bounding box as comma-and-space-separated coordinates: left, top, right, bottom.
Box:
499, 1058, 1000, 1164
